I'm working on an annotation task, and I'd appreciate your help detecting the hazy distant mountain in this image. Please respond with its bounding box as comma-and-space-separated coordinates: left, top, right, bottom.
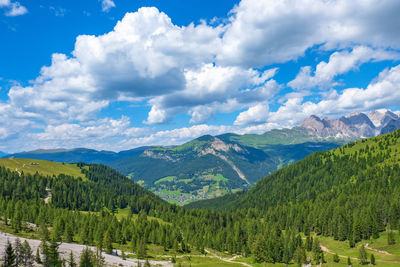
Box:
301, 109, 400, 139
5, 109, 400, 205
0, 151, 7, 157
368, 109, 398, 128
5, 147, 152, 164
6, 148, 118, 164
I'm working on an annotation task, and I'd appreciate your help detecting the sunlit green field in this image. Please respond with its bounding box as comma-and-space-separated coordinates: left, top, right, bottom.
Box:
0, 158, 86, 178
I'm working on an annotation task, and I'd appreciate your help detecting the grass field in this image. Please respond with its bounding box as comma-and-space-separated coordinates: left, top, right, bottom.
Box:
318, 230, 400, 266
0, 158, 85, 178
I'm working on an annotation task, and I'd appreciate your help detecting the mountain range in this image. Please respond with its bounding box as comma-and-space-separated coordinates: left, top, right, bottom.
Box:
4, 109, 400, 204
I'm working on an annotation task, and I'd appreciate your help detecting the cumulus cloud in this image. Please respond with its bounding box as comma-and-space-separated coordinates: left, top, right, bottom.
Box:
217, 0, 400, 67
101, 0, 115, 12
146, 65, 279, 124
2, 1, 400, 152
0, 0, 27, 16
270, 64, 400, 126
234, 103, 269, 126
289, 46, 400, 89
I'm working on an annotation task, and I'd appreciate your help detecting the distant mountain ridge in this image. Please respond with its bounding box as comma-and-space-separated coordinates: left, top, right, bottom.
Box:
5, 109, 400, 204
300, 109, 399, 138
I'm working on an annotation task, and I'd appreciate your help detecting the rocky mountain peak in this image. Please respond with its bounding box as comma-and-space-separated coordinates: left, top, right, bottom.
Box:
300, 109, 400, 139
368, 109, 398, 128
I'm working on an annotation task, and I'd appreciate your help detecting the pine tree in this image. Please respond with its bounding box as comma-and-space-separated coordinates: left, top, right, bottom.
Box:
312, 238, 322, 264
35, 247, 42, 264
358, 245, 368, 265
370, 253, 376, 265
333, 253, 340, 263
68, 251, 77, 267
3, 240, 16, 267
388, 230, 396, 245
93, 248, 105, 267
305, 236, 313, 251
103, 230, 113, 254
137, 238, 147, 259
251, 235, 266, 263
347, 256, 352, 266
21, 240, 34, 267
65, 223, 74, 243
121, 250, 126, 260
79, 247, 93, 267
14, 238, 22, 266
293, 246, 306, 267
47, 238, 62, 267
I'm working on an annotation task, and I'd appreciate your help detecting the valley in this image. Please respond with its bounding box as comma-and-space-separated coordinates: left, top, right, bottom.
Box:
4, 109, 400, 205
2, 129, 400, 266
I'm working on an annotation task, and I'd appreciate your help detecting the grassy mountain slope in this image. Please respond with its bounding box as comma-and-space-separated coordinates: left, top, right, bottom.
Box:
186, 129, 400, 212
4, 129, 343, 205
109, 133, 340, 204
0, 158, 85, 178
6, 148, 118, 164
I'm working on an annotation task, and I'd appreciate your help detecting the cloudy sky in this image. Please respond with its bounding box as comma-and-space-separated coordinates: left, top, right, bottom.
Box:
1, 0, 400, 153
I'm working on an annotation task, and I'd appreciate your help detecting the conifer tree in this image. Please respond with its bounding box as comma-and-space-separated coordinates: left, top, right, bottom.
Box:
388, 230, 396, 245
370, 253, 376, 265
333, 253, 340, 263
137, 239, 147, 259
103, 230, 113, 254
3, 240, 16, 267
79, 247, 93, 267
347, 256, 352, 266
68, 251, 77, 267
21, 240, 34, 267
35, 247, 42, 264
293, 246, 306, 267
13, 238, 22, 266
358, 245, 368, 265
47, 238, 62, 267
312, 238, 322, 264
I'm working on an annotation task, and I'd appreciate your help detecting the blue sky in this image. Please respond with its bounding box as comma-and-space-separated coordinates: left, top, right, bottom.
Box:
1, 0, 400, 153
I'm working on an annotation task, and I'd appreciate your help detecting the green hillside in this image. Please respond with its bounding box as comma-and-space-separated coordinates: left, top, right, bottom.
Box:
110, 133, 340, 205
0, 158, 85, 178
183, 130, 400, 265
4, 132, 400, 265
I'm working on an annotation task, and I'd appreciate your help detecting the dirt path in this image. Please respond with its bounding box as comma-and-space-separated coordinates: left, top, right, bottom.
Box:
364, 243, 392, 255
319, 244, 358, 260
320, 243, 400, 263
204, 249, 252, 266
0, 231, 172, 267
44, 188, 52, 204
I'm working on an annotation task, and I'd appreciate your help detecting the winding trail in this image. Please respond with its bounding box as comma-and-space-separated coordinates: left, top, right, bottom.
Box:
364, 243, 392, 255
320, 243, 400, 263
204, 249, 252, 266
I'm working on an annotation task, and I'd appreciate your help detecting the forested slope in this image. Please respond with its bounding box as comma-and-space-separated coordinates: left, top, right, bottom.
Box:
187, 130, 400, 245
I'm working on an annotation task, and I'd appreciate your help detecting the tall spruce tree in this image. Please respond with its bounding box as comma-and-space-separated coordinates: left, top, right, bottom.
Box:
3, 240, 16, 267
358, 245, 368, 265
21, 240, 34, 267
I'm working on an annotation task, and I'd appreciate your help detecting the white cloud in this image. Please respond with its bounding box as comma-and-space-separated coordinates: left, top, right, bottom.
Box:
6, 1, 26, 16
0, 0, 10, 7
101, 0, 115, 12
3, 1, 400, 152
49, 6, 67, 17
217, 0, 400, 67
0, 0, 27, 16
5, 8, 222, 125
270, 64, 400, 126
289, 46, 400, 89
122, 124, 235, 148
146, 65, 279, 124
234, 103, 269, 126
